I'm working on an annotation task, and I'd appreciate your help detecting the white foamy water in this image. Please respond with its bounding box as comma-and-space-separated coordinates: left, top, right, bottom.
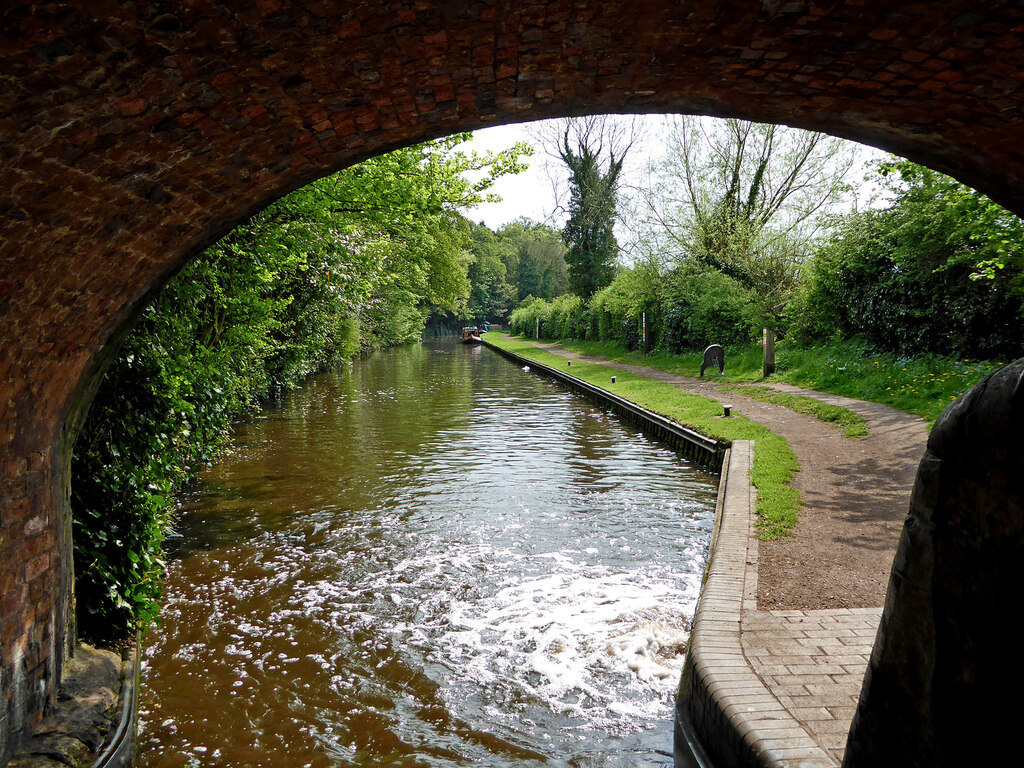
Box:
440, 566, 695, 721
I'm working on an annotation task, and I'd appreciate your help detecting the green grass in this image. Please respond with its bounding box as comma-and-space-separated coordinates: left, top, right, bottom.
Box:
770, 341, 1003, 424
719, 385, 868, 438
549, 336, 1003, 424
485, 333, 801, 540
548, 338, 770, 382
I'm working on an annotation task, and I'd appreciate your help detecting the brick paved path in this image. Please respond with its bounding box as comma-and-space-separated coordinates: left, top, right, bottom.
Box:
686, 441, 881, 768
741, 609, 879, 763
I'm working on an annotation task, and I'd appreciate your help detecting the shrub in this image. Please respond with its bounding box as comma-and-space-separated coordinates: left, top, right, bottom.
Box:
795, 163, 1024, 360
509, 296, 552, 338
548, 293, 585, 339
662, 263, 758, 353
620, 315, 642, 350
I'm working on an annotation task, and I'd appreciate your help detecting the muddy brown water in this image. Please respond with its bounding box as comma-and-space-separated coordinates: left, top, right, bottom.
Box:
138, 340, 718, 767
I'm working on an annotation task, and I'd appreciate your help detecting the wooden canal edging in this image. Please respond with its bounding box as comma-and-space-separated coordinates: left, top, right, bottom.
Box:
483, 339, 726, 471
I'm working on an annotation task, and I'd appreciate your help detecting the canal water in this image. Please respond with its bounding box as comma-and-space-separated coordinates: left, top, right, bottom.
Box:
138, 340, 718, 768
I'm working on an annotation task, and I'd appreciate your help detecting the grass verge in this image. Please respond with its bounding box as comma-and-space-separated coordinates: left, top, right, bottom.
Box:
547, 337, 1003, 424
719, 385, 868, 438
484, 333, 800, 540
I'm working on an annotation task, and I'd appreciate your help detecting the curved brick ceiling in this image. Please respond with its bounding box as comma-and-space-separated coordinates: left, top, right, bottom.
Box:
3, 1, 1024, 757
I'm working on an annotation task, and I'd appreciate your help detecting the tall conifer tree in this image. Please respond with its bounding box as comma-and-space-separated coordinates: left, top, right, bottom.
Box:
547, 117, 635, 298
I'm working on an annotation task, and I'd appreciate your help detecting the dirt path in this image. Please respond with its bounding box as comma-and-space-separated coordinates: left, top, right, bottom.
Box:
525, 341, 930, 610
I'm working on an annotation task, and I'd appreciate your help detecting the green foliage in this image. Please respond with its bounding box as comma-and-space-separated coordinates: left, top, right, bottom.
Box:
558, 121, 627, 298
591, 261, 662, 349
502, 219, 569, 303
72, 134, 530, 643
508, 296, 553, 338
547, 293, 586, 340
427, 218, 568, 333
643, 117, 856, 327
661, 263, 758, 353
795, 160, 1024, 359
508, 257, 761, 358
465, 223, 516, 322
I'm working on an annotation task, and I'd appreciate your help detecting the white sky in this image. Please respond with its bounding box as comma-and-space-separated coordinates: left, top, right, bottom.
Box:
463, 118, 668, 231
464, 122, 565, 229
463, 116, 890, 235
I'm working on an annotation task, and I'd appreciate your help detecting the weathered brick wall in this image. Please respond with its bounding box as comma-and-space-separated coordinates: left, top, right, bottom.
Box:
1, 460, 61, 751
3, 0, 1024, 761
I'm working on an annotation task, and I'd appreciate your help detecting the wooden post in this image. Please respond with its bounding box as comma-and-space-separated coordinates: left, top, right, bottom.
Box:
535, 317, 540, 340
763, 328, 776, 377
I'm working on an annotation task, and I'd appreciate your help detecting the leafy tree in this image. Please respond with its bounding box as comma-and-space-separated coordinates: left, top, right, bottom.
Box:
465, 222, 516, 321
494, 218, 569, 302
796, 160, 1024, 359
876, 159, 1024, 290
425, 217, 569, 332
643, 116, 857, 325
312, 132, 530, 327
518, 226, 569, 301
533, 117, 636, 298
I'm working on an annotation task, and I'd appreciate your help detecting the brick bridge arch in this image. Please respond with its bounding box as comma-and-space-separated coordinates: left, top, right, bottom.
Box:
3, 1, 1024, 763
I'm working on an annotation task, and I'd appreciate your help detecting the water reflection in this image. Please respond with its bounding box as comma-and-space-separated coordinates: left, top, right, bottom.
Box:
140, 341, 717, 767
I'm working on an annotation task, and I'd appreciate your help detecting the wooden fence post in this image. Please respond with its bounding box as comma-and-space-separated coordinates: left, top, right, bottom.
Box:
763, 328, 776, 377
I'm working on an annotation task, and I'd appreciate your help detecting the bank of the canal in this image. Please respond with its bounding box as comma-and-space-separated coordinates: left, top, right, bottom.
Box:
482, 333, 927, 768
482, 340, 726, 470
